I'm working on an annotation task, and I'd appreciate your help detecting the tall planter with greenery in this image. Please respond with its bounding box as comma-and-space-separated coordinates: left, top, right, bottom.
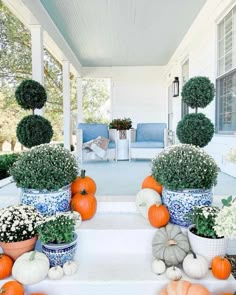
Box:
151, 144, 218, 227
15, 79, 53, 148
109, 117, 132, 139
10, 144, 78, 215
176, 76, 215, 147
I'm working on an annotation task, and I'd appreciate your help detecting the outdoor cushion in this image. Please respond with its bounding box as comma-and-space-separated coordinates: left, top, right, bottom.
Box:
130, 141, 164, 148
136, 123, 166, 142
79, 123, 109, 143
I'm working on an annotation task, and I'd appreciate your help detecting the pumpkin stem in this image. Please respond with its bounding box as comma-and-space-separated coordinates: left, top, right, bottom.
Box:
155, 202, 161, 207
167, 239, 177, 246
0, 287, 6, 294
191, 250, 197, 259
81, 170, 86, 178
80, 189, 88, 195
139, 202, 146, 207
29, 251, 36, 261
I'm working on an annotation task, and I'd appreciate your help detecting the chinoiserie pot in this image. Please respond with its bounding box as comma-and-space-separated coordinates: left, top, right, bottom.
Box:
188, 225, 227, 267
20, 184, 71, 216
162, 188, 213, 227
41, 233, 78, 267
0, 236, 37, 261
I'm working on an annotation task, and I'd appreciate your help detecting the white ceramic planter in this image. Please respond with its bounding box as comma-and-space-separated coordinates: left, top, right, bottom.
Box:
188, 225, 227, 267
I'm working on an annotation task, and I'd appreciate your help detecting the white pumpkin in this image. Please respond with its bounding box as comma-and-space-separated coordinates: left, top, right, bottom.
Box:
136, 188, 161, 218
166, 266, 182, 281
63, 260, 78, 276
12, 251, 50, 285
183, 252, 209, 279
48, 265, 64, 280
151, 259, 166, 275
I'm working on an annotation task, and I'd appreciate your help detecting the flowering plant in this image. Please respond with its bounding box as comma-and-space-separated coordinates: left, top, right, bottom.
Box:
151, 144, 218, 190
0, 204, 42, 243
10, 143, 78, 191
186, 205, 220, 238
36, 212, 76, 244
214, 196, 236, 239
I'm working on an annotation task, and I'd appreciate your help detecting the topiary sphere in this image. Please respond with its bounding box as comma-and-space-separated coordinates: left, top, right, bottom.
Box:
176, 113, 214, 148
15, 80, 47, 110
181, 76, 215, 109
17, 115, 53, 148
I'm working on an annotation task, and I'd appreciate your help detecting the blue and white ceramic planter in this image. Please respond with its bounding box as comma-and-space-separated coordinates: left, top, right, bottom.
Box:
162, 188, 213, 227
42, 233, 78, 267
20, 184, 71, 216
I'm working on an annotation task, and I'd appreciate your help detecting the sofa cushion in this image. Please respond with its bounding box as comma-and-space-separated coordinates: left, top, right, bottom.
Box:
79, 123, 109, 143
136, 123, 166, 142
131, 141, 164, 148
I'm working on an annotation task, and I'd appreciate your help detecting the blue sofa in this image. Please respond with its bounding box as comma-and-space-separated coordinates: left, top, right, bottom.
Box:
129, 123, 168, 160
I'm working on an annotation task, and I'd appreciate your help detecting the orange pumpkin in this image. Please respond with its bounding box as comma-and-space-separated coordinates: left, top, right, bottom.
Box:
0, 254, 13, 279
148, 202, 169, 228
0, 281, 24, 295
71, 189, 97, 220
142, 175, 163, 195
71, 170, 96, 195
159, 280, 211, 295
211, 256, 232, 280
30, 293, 47, 295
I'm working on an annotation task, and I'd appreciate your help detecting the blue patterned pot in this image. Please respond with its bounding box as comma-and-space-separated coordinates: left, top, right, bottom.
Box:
162, 188, 213, 227
20, 184, 71, 216
42, 233, 78, 267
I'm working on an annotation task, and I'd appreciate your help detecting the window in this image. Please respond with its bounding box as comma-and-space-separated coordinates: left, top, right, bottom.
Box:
181, 59, 189, 118
216, 6, 236, 133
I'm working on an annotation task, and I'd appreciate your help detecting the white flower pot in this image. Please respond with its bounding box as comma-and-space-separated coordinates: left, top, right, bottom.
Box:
188, 225, 227, 267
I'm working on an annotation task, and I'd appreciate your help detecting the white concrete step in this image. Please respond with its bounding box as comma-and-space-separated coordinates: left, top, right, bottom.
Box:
14, 254, 236, 295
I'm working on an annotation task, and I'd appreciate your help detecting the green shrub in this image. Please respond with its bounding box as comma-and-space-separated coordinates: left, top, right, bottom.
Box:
0, 153, 20, 180
176, 113, 214, 147
151, 144, 218, 190
17, 115, 53, 148
15, 79, 47, 110
10, 144, 78, 191
181, 76, 215, 110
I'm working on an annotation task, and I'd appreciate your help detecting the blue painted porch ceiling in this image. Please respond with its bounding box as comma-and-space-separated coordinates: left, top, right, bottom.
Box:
40, 0, 206, 67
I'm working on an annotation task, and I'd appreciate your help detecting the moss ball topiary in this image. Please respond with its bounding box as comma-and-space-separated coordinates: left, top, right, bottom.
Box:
176, 113, 214, 148
181, 76, 215, 109
17, 115, 53, 148
15, 79, 47, 110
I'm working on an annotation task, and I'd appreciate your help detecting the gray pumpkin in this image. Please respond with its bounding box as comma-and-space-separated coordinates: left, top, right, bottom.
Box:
152, 223, 190, 266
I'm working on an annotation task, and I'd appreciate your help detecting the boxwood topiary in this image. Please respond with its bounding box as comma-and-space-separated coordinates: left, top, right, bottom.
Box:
15, 79, 47, 110
0, 153, 20, 180
151, 144, 218, 191
176, 113, 214, 147
181, 76, 215, 110
16, 115, 53, 148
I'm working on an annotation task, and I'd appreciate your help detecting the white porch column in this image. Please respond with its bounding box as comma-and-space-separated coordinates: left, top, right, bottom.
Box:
76, 76, 83, 165
30, 25, 44, 116
62, 60, 71, 150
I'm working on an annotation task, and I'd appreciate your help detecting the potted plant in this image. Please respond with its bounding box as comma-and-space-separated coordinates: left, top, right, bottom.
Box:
109, 117, 132, 139
151, 144, 218, 227
186, 205, 227, 266
36, 213, 77, 267
0, 204, 43, 260
10, 143, 78, 216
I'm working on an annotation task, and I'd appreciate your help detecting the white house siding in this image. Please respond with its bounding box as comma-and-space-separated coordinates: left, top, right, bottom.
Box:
82, 66, 167, 127
165, 0, 236, 175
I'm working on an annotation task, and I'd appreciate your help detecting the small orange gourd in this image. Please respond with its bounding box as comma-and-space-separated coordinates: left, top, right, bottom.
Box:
211, 256, 232, 280
0, 281, 24, 295
71, 170, 96, 195
142, 175, 163, 195
158, 280, 211, 295
148, 203, 170, 228
30, 293, 47, 295
0, 254, 13, 279
71, 189, 97, 220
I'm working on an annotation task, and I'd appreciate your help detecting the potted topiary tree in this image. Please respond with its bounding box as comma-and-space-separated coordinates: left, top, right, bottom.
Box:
10, 144, 78, 216
151, 144, 218, 227
176, 76, 215, 147
109, 117, 132, 139
15, 79, 53, 148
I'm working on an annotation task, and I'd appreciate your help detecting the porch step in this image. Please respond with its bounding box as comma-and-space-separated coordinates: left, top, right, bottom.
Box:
20, 254, 236, 295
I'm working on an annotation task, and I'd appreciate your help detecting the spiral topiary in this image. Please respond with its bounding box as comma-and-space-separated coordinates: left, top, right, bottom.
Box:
16, 115, 53, 148
181, 76, 215, 110
176, 113, 214, 147
15, 79, 47, 110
